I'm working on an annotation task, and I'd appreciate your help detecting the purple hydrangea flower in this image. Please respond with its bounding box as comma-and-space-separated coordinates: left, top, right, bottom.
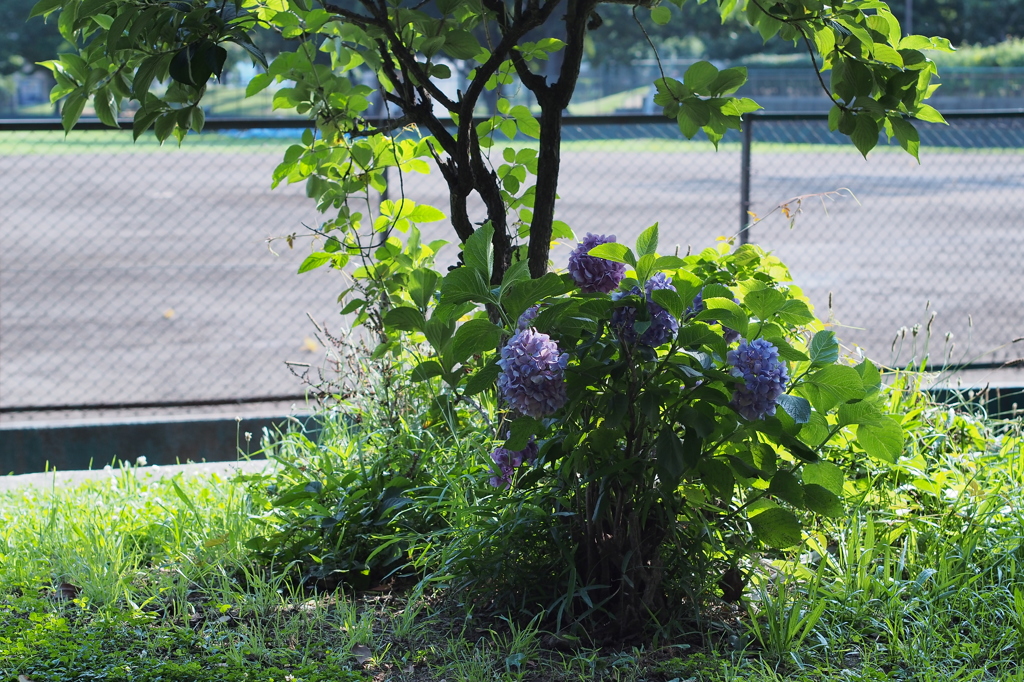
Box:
727, 339, 789, 421
517, 305, 540, 331
643, 273, 680, 346
497, 329, 569, 418
610, 274, 679, 347
686, 289, 741, 344
568, 233, 627, 293
488, 440, 539, 488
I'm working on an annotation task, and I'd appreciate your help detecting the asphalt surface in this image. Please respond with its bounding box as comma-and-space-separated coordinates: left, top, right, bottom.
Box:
2, 134, 1022, 418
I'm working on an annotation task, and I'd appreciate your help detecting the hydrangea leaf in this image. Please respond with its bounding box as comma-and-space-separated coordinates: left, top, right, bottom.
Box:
777, 394, 811, 424
749, 507, 802, 549
803, 461, 844, 496
802, 484, 844, 517
798, 365, 866, 413
856, 416, 905, 463
809, 330, 840, 366
451, 319, 503, 366
464, 361, 501, 397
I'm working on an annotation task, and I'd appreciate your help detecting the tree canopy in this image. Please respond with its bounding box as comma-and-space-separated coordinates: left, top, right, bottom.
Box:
35, 0, 950, 283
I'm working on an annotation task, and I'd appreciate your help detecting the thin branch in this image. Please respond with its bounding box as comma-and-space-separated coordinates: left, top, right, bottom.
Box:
802, 33, 846, 110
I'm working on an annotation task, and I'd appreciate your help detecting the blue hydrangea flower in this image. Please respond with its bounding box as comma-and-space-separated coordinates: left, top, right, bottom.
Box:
686, 289, 741, 344
517, 305, 540, 331
610, 274, 679, 347
488, 439, 539, 489
727, 339, 789, 421
568, 233, 627, 293
497, 329, 569, 418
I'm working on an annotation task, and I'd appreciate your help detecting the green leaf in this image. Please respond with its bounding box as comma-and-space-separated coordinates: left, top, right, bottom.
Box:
656, 427, 685, 487
635, 222, 659, 257
92, 87, 117, 128
809, 330, 839, 366
913, 103, 946, 124
890, 116, 920, 161
443, 29, 483, 60
411, 360, 443, 382
60, 91, 87, 133
408, 204, 446, 223
509, 105, 540, 139
800, 365, 866, 413
802, 484, 844, 517
851, 114, 879, 158
462, 222, 494, 281
650, 5, 671, 25
683, 61, 719, 94
440, 267, 493, 305
423, 316, 456, 358
749, 507, 802, 549
855, 359, 881, 395
246, 72, 273, 97
776, 394, 810, 424
464, 361, 500, 397
776, 299, 815, 325
768, 470, 804, 507
696, 298, 748, 338
408, 268, 440, 313
709, 67, 747, 96
587, 242, 636, 268
501, 272, 569, 321
856, 416, 904, 463
651, 288, 684, 322
450, 319, 502, 365
803, 461, 843, 496
30, 0, 64, 18
837, 400, 883, 427
743, 287, 786, 320
505, 416, 542, 451
298, 251, 331, 273
382, 306, 426, 333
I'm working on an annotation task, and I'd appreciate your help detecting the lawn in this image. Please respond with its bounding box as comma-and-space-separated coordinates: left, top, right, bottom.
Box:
2, 370, 1023, 682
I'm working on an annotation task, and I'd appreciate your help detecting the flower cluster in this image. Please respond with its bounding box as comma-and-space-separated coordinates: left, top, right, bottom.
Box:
611, 273, 680, 347
727, 339, 789, 420
568, 233, 627, 293
686, 289, 741, 344
497, 328, 569, 418
517, 304, 540, 330
488, 440, 539, 489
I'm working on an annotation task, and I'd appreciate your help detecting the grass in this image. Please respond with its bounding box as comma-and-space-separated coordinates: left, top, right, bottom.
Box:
2, 374, 1024, 681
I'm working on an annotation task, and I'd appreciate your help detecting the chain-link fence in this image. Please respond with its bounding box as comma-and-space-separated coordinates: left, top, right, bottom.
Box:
1, 113, 1021, 416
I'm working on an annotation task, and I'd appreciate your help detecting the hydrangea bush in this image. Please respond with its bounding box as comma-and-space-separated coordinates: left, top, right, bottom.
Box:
374, 221, 907, 632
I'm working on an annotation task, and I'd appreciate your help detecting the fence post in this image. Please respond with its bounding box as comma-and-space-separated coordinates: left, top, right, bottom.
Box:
739, 115, 753, 245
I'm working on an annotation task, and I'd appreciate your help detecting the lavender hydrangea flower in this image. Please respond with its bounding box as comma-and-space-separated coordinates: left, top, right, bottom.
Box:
686, 289, 741, 344
568, 233, 627, 293
517, 305, 540, 330
610, 274, 679, 347
727, 339, 789, 421
642, 273, 680, 347
488, 440, 539, 489
497, 329, 569, 418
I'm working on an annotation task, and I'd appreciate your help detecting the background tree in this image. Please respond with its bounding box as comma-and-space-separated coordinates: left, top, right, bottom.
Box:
2, 0, 68, 74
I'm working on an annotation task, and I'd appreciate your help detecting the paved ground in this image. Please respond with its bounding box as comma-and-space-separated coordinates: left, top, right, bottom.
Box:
1, 130, 1022, 419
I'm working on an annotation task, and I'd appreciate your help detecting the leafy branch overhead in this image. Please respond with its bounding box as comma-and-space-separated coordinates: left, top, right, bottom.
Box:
35, 0, 949, 282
